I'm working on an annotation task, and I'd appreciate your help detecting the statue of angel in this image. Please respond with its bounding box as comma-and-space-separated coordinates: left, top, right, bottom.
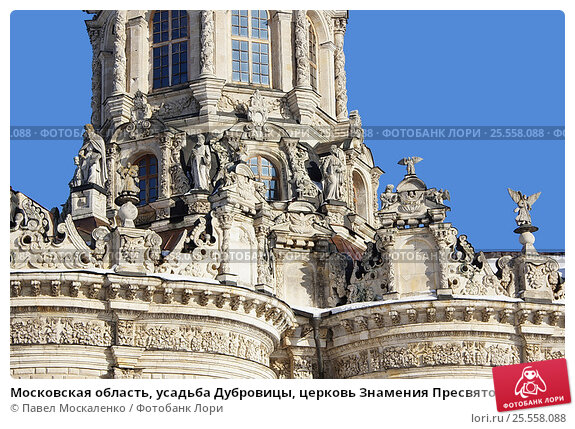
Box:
380, 184, 397, 209
507, 188, 541, 226
118, 162, 140, 195
398, 156, 422, 176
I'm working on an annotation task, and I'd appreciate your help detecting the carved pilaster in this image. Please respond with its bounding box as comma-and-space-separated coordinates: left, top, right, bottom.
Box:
112, 11, 127, 95
214, 209, 238, 284
333, 17, 348, 120
430, 223, 457, 293
254, 219, 274, 294
370, 167, 384, 222
200, 11, 215, 76
294, 10, 310, 88
105, 143, 120, 212
273, 250, 288, 300
159, 134, 172, 199
375, 228, 397, 296
126, 15, 149, 94
88, 27, 102, 128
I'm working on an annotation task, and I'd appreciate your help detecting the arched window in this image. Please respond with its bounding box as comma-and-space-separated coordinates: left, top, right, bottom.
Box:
136, 154, 158, 205
151, 10, 189, 89
308, 17, 318, 91
231, 10, 270, 85
248, 156, 278, 201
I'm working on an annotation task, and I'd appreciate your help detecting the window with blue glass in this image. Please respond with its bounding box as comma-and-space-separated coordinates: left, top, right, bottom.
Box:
136, 154, 158, 205
248, 156, 278, 201
231, 10, 270, 85
152, 11, 189, 89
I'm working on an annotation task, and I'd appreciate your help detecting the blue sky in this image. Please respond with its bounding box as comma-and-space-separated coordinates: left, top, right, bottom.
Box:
10, 10, 565, 251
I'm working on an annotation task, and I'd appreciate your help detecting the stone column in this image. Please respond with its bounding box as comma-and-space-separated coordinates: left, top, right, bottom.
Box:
149, 134, 176, 221
105, 11, 132, 132
87, 27, 102, 129
333, 17, 348, 121
200, 11, 215, 76
254, 204, 274, 294
344, 150, 358, 208
106, 143, 120, 214
370, 167, 384, 223
215, 208, 238, 285
286, 11, 319, 125
190, 11, 225, 117
273, 249, 288, 300
112, 10, 127, 95
294, 10, 310, 88
429, 223, 456, 298
126, 14, 149, 94
271, 11, 293, 92
318, 41, 336, 117
158, 135, 172, 200
376, 228, 398, 298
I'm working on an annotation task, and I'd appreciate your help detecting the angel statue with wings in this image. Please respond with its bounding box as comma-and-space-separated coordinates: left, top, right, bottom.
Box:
507, 188, 541, 226
398, 156, 423, 176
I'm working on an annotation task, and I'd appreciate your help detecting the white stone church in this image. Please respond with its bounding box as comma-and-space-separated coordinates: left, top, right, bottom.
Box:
10, 10, 564, 379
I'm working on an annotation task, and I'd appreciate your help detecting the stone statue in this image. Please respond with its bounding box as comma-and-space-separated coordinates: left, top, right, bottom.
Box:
117, 162, 140, 195
70, 156, 83, 187
322, 145, 346, 201
508, 188, 541, 226
380, 184, 397, 209
77, 124, 107, 187
398, 156, 422, 176
349, 110, 364, 142
427, 188, 450, 205
189, 134, 212, 190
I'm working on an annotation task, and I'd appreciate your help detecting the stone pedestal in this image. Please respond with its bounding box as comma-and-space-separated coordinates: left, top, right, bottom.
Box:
182, 190, 211, 215
111, 345, 144, 368
70, 184, 108, 223
522, 288, 553, 304
216, 273, 238, 285
516, 254, 555, 304
514, 224, 539, 255
103, 93, 132, 132
321, 201, 348, 226
382, 291, 400, 301
255, 283, 274, 295
149, 198, 174, 220
111, 227, 149, 275
436, 288, 454, 300
287, 87, 320, 125
189, 76, 226, 117
511, 224, 554, 303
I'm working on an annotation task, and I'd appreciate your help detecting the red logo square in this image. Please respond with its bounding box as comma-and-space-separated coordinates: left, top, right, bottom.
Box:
492, 358, 571, 412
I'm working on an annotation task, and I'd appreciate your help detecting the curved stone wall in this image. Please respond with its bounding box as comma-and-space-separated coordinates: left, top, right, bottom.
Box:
323, 298, 565, 379
10, 271, 296, 379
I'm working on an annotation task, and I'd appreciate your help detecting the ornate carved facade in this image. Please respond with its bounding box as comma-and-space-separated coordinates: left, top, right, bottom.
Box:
10, 10, 564, 379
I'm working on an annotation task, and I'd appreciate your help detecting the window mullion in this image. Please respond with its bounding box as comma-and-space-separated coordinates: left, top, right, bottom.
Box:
168, 11, 172, 86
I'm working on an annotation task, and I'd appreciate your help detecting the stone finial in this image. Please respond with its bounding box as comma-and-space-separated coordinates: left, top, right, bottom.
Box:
507, 189, 541, 254
398, 156, 422, 176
